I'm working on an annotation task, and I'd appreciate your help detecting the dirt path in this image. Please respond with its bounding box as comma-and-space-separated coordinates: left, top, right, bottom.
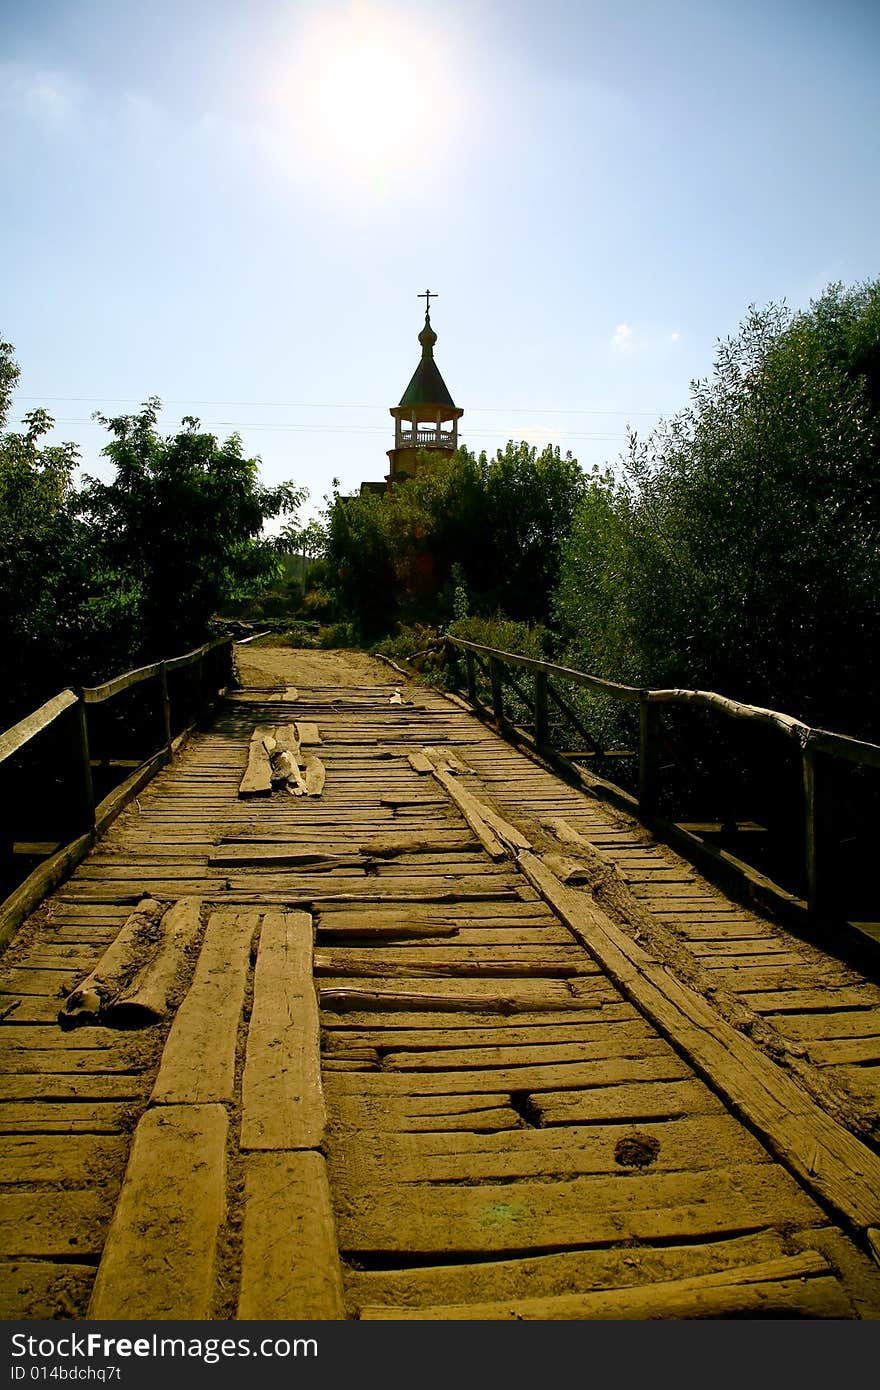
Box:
233, 643, 400, 689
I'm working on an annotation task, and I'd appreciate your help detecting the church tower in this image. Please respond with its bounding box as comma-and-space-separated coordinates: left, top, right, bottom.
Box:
386, 290, 463, 484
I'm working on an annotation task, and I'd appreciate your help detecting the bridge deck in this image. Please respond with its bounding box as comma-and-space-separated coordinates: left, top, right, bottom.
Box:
1, 674, 880, 1319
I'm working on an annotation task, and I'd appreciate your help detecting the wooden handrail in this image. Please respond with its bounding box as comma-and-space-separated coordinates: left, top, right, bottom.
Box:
0, 689, 78, 767
81, 635, 231, 702
0, 636, 234, 952
447, 635, 879, 922
448, 637, 880, 768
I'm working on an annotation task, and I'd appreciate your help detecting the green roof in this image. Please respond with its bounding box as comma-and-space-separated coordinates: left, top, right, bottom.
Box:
397, 313, 458, 410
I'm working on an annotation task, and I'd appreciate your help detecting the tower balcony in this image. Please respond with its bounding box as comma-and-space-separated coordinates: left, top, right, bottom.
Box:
394, 425, 458, 450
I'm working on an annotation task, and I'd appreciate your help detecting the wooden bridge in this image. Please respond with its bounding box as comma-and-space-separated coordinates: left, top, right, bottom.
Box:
1, 642, 880, 1320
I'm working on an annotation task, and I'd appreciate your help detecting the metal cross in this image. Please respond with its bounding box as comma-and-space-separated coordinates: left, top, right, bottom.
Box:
418, 289, 437, 316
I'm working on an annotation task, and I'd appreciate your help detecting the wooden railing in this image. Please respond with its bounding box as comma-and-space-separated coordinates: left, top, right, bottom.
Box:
447, 637, 880, 927
0, 636, 234, 949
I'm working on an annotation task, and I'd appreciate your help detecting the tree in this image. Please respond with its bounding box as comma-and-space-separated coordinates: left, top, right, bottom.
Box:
554, 283, 880, 737
78, 399, 306, 658
324, 443, 587, 639
0, 339, 88, 714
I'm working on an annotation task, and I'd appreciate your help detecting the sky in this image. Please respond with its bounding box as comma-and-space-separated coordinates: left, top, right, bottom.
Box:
2, 0, 879, 523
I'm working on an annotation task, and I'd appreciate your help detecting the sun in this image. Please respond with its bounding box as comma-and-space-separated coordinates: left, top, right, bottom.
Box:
276, 3, 458, 186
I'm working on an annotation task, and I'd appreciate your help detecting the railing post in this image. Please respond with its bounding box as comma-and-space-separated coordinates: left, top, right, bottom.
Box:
489, 657, 504, 726
158, 662, 172, 754
638, 698, 660, 819
534, 672, 549, 745
465, 650, 477, 704
803, 745, 833, 915
71, 697, 96, 835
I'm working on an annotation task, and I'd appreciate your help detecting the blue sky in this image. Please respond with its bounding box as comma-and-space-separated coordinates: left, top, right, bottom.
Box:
2, 0, 878, 520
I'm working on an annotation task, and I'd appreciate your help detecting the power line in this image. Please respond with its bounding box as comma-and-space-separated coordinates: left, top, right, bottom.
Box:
12, 394, 667, 417
7, 416, 630, 441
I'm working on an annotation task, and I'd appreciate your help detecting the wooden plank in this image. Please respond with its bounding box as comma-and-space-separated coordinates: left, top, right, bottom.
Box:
237, 1152, 345, 1319
324, 1055, 691, 1094
239, 726, 273, 797
0, 1134, 127, 1182
0, 1260, 94, 1320
88, 1103, 227, 1319
295, 722, 323, 746
304, 755, 326, 797
344, 1229, 791, 1310
405, 756, 433, 778
151, 910, 257, 1104
0, 1101, 135, 1133
331, 1115, 770, 1184
241, 912, 325, 1151
0, 1191, 112, 1258
519, 852, 880, 1233
0, 1074, 145, 1101
335, 1163, 824, 1254
361, 1253, 851, 1319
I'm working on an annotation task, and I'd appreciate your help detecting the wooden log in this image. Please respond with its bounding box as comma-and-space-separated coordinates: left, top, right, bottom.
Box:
110, 898, 203, 1024
57, 898, 165, 1027
88, 1103, 227, 1320
241, 911, 324, 1151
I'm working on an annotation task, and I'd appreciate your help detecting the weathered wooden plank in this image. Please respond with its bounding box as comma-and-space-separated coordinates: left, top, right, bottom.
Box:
0, 1047, 143, 1074
0, 1073, 146, 1101
0, 1191, 113, 1258
88, 1104, 227, 1319
361, 1254, 852, 1319
0, 1134, 127, 1182
237, 1152, 345, 1319
151, 910, 257, 1105
295, 722, 323, 746
344, 1229, 792, 1310
325, 1054, 691, 1094
519, 852, 880, 1233
0, 1101, 134, 1134
331, 1115, 771, 1185
304, 755, 326, 797
241, 912, 325, 1151
0, 1260, 95, 1319
239, 726, 273, 797
336, 1163, 823, 1254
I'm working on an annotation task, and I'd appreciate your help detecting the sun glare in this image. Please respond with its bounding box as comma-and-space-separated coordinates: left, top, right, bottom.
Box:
277, 3, 459, 188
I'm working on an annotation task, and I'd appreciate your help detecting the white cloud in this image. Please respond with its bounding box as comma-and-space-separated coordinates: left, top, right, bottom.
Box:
670, 330, 681, 343
0, 62, 84, 126
610, 323, 632, 353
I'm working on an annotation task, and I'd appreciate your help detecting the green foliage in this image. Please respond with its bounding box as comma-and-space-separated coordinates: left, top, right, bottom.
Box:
554, 283, 880, 738
325, 442, 588, 639
79, 399, 306, 658
0, 349, 309, 717
0, 341, 91, 711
